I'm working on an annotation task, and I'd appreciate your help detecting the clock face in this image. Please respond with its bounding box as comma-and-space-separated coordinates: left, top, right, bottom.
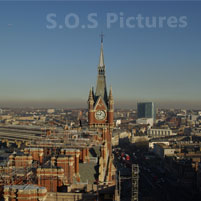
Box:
95, 110, 106, 120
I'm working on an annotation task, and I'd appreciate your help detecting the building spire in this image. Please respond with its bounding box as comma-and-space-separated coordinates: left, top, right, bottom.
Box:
109, 86, 113, 100
88, 87, 93, 101
100, 32, 104, 43
96, 34, 108, 105
99, 33, 104, 67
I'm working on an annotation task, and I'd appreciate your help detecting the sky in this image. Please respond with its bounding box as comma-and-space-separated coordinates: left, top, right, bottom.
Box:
0, 1, 201, 109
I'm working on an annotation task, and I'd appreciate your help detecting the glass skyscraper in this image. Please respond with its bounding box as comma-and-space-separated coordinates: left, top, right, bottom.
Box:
137, 102, 155, 120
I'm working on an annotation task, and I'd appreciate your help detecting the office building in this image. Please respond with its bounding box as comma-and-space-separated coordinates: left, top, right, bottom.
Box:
137, 102, 155, 120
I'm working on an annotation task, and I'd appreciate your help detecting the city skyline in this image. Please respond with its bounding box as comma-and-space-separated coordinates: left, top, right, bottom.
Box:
1, 1, 201, 109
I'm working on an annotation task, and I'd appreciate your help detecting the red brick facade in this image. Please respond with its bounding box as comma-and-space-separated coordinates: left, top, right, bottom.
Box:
4, 185, 47, 201
88, 96, 114, 128
9, 154, 32, 168
24, 148, 44, 164
37, 168, 64, 192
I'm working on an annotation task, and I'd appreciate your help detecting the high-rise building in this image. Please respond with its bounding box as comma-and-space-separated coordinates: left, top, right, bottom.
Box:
88, 36, 114, 128
137, 102, 155, 120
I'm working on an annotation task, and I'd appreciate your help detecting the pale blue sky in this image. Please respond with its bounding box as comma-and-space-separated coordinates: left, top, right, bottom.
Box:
0, 1, 201, 108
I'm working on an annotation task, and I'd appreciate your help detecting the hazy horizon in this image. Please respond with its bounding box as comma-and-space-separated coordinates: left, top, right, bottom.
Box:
0, 98, 201, 110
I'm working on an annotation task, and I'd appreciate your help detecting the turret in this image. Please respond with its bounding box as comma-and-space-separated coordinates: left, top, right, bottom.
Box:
88, 88, 94, 126
88, 88, 94, 107
108, 87, 114, 109
108, 87, 114, 127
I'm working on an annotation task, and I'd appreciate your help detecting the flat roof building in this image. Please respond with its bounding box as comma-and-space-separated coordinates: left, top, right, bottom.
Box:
137, 102, 155, 120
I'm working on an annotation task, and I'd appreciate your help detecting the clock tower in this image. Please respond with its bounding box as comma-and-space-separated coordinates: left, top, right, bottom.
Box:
88, 36, 114, 128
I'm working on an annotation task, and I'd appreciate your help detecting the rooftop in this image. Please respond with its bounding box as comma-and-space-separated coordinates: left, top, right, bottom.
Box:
79, 162, 98, 184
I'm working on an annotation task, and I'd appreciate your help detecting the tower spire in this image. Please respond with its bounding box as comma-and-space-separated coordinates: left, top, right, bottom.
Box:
100, 32, 104, 43
88, 35, 114, 129
99, 33, 104, 67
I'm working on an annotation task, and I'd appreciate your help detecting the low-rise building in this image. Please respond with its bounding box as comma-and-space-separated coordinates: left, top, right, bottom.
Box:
149, 141, 170, 150
153, 143, 175, 158
136, 118, 154, 127
4, 184, 47, 201
147, 128, 175, 138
